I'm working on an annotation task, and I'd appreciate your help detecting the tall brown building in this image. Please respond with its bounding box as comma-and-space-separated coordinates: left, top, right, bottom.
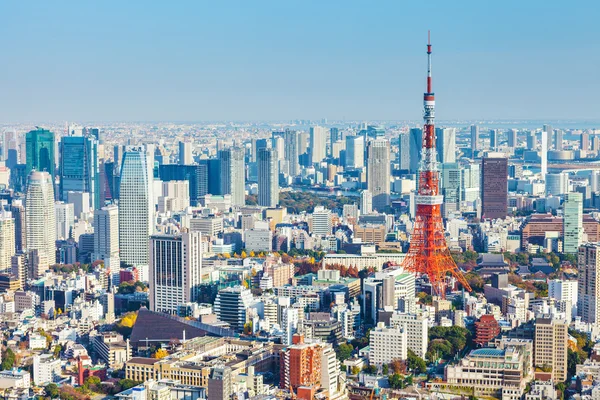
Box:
475, 314, 501, 346
280, 334, 322, 391
481, 156, 508, 220
534, 317, 568, 382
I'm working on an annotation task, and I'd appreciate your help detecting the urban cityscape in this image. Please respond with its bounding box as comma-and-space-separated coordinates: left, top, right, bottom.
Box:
1, 2, 600, 400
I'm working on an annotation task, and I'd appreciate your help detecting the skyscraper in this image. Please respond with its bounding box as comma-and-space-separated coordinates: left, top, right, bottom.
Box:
284, 130, 300, 177
309, 126, 327, 164
440, 162, 461, 218
481, 156, 508, 220
54, 202, 74, 240
470, 125, 479, 152
178, 141, 193, 165
345, 136, 364, 169
26, 128, 55, 178
149, 231, 203, 314
258, 148, 279, 207
563, 192, 583, 254
159, 164, 208, 206
533, 317, 568, 382
409, 128, 423, 173
367, 138, 390, 212
10, 200, 26, 253
59, 135, 100, 209
545, 173, 569, 195
119, 147, 153, 267
543, 124, 553, 146
578, 243, 600, 324
581, 133, 590, 151
219, 147, 245, 207
489, 129, 498, 150
461, 162, 480, 203
507, 129, 517, 148
360, 190, 373, 215
0, 205, 15, 273
25, 171, 56, 275
398, 132, 410, 171
93, 205, 120, 284
526, 131, 536, 150
554, 130, 564, 151
435, 128, 456, 163
540, 130, 548, 180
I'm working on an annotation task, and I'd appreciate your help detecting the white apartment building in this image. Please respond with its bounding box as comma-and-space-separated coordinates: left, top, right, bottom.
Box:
33, 354, 61, 386
390, 312, 428, 359
369, 322, 408, 366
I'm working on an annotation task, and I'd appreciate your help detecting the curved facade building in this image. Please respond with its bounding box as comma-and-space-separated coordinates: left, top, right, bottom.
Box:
545, 172, 568, 195
25, 171, 56, 272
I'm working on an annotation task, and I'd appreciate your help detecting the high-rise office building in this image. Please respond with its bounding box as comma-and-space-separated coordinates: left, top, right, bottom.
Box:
507, 129, 517, 148
0, 206, 15, 273
119, 147, 153, 267
10, 200, 26, 253
93, 205, 120, 283
543, 124, 553, 147
312, 207, 332, 236
360, 190, 373, 215
461, 162, 480, 203
526, 131, 536, 150
367, 138, 390, 211
159, 164, 208, 206
470, 125, 479, 152
581, 133, 590, 151
398, 132, 410, 171
578, 243, 600, 325
54, 202, 74, 240
219, 147, 245, 207
554, 129, 564, 151
258, 148, 279, 207
178, 141, 193, 165
214, 286, 253, 332
481, 156, 508, 220
534, 317, 568, 382
59, 135, 100, 209
563, 192, 583, 254
149, 231, 203, 314
435, 128, 456, 163
440, 163, 461, 218
26, 128, 55, 178
329, 127, 340, 149
251, 138, 269, 163
540, 130, 548, 180
409, 128, 423, 174
284, 130, 300, 177
25, 171, 56, 274
545, 172, 569, 196
345, 136, 364, 169
489, 129, 498, 150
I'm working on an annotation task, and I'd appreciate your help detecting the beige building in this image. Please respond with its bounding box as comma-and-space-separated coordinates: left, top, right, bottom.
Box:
353, 224, 386, 245
533, 316, 568, 382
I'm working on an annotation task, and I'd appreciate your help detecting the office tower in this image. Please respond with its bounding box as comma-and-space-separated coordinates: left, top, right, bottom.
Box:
159, 164, 208, 206
526, 131, 536, 150
440, 162, 461, 218
534, 317, 568, 382
118, 147, 153, 267
507, 129, 517, 148
158, 181, 190, 213
470, 125, 479, 152
250, 138, 269, 163
540, 130, 548, 180
329, 127, 340, 146
435, 127, 456, 163
367, 138, 390, 211
10, 200, 26, 253
398, 132, 410, 171
594, 136, 600, 153
178, 141, 193, 165
360, 190, 373, 215
312, 207, 332, 236
554, 129, 564, 151
409, 128, 423, 174
310, 126, 327, 164
284, 130, 300, 177
489, 129, 498, 150
297, 132, 309, 160
543, 124, 553, 146
54, 202, 74, 240
0, 206, 14, 272
546, 172, 569, 195
258, 148, 279, 207
93, 205, 120, 283
563, 192, 583, 254
461, 162, 480, 203
208, 366, 233, 400
219, 147, 245, 207
345, 135, 364, 169
214, 286, 253, 332
481, 156, 508, 220
272, 136, 285, 160
59, 135, 100, 209
578, 243, 600, 324
25, 171, 56, 272
26, 128, 55, 178
149, 231, 203, 314
581, 133, 590, 151
369, 323, 408, 366
591, 170, 600, 192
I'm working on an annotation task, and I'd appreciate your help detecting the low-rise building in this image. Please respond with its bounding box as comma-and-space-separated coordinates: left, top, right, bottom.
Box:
0, 369, 30, 389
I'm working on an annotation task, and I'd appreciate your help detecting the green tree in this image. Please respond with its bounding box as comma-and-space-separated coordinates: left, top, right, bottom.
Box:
45, 383, 59, 398
382, 364, 389, 375
336, 343, 354, 362
1, 348, 15, 370
119, 379, 139, 391
53, 344, 62, 358
406, 349, 427, 374
388, 373, 406, 389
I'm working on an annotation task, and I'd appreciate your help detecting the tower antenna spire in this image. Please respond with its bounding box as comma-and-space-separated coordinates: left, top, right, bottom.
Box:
401, 32, 472, 298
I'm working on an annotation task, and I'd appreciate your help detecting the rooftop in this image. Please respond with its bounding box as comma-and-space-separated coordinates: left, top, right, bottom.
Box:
470, 348, 505, 357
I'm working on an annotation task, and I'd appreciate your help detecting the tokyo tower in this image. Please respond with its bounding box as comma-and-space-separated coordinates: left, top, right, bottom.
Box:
401, 32, 472, 298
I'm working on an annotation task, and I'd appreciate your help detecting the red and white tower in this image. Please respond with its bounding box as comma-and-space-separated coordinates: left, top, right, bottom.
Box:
401, 32, 472, 298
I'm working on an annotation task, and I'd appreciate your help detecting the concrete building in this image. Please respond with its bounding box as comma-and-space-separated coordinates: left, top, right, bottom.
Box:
578, 243, 600, 325
258, 148, 279, 207
533, 317, 568, 382
0, 207, 15, 273
470, 125, 479, 152
545, 172, 568, 196
54, 201, 74, 240
367, 138, 390, 211
0, 369, 30, 389
563, 192, 583, 254
92, 332, 132, 369
219, 147, 245, 207
436, 128, 456, 163
312, 207, 332, 236
389, 312, 428, 359
244, 229, 273, 253
369, 322, 408, 366
92, 205, 120, 282
149, 231, 203, 314
345, 135, 364, 169
214, 286, 253, 332
25, 171, 56, 273
360, 190, 373, 215
178, 141, 193, 165
481, 156, 508, 220
33, 354, 61, 386
208, 365, 233, 400
309, 126, 327, 164
158, 180, 190, 213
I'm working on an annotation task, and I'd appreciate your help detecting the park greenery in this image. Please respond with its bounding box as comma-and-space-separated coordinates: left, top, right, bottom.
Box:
426, 326, 471, 363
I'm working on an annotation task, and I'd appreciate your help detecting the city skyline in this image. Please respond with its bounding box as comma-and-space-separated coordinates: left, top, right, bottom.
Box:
0, 1, 599, 122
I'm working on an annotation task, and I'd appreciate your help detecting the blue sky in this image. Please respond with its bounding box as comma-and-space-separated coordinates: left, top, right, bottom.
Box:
0, 1, 598, 122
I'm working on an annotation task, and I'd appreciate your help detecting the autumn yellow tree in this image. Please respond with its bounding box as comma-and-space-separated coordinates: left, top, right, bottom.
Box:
152, 349, 169, 359
249, 251, 256, 257
241, 251, 247, 258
